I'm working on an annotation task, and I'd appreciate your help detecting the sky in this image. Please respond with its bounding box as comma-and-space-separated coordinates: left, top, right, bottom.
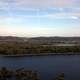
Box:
0, 0, 80, 37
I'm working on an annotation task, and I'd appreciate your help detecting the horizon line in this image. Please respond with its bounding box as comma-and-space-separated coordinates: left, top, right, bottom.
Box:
0, 35, 80, 38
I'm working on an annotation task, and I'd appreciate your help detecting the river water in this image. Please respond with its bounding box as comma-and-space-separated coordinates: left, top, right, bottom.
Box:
0, 55, 80, 80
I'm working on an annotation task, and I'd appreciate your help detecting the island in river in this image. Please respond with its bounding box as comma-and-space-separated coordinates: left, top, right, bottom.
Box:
0, 36, 80, 56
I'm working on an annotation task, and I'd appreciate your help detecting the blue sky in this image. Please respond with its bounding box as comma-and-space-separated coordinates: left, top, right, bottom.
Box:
0, 0, 80, 37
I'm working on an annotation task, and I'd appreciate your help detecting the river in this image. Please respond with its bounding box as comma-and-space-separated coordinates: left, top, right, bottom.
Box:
0, 54, 80, 80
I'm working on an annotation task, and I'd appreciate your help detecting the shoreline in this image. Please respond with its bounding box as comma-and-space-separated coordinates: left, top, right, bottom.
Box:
1, 52, 80, 57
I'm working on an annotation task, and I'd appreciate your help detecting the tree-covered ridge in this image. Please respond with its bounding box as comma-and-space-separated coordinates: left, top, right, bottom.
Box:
0, 36, 80, 55
0, 41, 80, 55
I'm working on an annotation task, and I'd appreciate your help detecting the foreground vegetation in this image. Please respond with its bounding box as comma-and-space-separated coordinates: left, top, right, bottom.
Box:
0, 67, 64, 80
0, 42, 80, 55
0, 67, 40, 80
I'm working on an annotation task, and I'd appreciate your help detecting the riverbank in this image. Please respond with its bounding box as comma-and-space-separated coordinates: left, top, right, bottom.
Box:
1, 52, 80, 57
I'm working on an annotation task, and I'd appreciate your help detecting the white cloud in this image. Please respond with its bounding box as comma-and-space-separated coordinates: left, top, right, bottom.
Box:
71, 16, 79, 19
46, 12, 80, 19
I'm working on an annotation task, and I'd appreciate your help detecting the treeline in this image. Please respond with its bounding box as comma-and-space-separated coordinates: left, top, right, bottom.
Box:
0, 67, 64, 80
0, 42, 80, 55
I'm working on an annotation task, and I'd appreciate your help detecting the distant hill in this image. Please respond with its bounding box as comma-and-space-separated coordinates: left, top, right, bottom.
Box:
0, 36, 27, 42
28, 37, 80, 44
0, 36, 80, 44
